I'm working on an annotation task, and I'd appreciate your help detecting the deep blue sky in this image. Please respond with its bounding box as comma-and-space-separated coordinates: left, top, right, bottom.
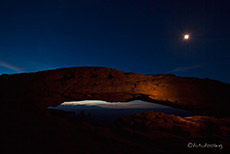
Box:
0, 0, 229, 83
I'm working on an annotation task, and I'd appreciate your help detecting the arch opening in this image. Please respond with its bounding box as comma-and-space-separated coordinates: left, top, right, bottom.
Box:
48, 100, 195, 123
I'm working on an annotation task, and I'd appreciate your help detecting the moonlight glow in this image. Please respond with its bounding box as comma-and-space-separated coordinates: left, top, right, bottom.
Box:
184, 34, 190, 40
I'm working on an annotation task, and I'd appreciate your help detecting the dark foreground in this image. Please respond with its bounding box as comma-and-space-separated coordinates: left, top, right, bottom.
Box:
2, 110, 230, 154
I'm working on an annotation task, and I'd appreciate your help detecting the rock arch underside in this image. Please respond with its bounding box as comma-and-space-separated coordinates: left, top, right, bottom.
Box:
1, 67, 230, 153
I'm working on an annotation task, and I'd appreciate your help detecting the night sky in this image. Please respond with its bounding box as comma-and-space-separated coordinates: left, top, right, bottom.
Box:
0, 0, 229, 83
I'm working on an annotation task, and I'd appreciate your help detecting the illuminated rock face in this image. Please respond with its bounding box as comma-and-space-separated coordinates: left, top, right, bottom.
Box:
0, 67, 229, 117
0, 67, 229, 153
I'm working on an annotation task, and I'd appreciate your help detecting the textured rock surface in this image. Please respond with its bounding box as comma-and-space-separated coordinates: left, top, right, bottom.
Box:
0, 67, 229, 116
0, 67, 230, 153
113, 111, 230, 153
114, 111, 230, 143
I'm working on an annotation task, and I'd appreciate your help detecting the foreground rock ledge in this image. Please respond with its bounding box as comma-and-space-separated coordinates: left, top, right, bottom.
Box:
0, 67, 229, 117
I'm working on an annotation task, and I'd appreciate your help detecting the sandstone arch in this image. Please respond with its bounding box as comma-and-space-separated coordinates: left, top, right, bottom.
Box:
0, 67, 229, 117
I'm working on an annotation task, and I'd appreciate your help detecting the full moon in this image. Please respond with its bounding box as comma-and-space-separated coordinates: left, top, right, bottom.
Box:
184, 34, 190, 40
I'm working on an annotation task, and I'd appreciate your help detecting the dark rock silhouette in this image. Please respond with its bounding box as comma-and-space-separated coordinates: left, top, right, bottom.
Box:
0, 67, 229, 153
0, 67, 229, 116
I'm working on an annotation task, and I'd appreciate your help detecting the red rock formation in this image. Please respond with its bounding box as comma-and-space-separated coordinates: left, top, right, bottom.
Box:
0, 67, 229, 153
113, 111, 230, 153
0, 67, 229, 116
